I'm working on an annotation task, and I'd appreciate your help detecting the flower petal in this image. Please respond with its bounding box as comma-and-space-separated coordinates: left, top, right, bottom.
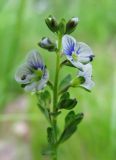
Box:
62, 35, 76, 56
76, 42, 94, 64
78, 64, 95, 90
66, 55, 84, 71
24, 68, 49, 92
26, 50, 44, 70
15, 64, 34, 84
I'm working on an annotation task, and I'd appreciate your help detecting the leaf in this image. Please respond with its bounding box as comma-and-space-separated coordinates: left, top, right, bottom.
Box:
65, 111, 75, 128
38, 105, 50, 121
60, 92, 70, 100
59, 74, 72, 93
37, 90, 51, 121
58, 112, 84, 144
57, 98, 77, 110
57, 92, 77, 110
50, 111, 61, 117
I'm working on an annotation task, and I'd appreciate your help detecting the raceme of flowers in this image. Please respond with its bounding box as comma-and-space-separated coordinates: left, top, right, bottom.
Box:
15, 35, 94, 92
15, 15, 95, 160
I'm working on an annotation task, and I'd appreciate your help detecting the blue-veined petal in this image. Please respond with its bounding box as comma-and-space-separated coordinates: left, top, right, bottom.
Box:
15, 63, 35, 84
62, 35, 94, 69
76, 42, 94, 64
78, 64, 95, 90
66, 55, 84, 71
26, 50, 44, 70
62, 35, 76, 56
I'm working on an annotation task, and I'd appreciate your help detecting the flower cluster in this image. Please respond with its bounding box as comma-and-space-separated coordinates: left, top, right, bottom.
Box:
15, 15, 95, 160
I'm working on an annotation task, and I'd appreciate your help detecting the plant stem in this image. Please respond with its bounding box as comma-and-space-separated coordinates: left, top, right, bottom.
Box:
52, 33, 62, 160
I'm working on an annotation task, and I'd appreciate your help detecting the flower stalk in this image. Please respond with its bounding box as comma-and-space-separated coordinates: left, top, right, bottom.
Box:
52, 33, 62, 160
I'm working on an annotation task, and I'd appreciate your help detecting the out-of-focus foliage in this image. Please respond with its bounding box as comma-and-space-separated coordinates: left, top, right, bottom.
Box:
0, 0, 116, 160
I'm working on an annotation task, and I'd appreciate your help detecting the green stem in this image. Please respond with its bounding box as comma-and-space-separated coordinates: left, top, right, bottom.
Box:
52, 33, 62, 160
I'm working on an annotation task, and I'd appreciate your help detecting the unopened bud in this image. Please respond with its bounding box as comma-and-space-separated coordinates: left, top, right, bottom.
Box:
45, 15, 58, 32
38, 37, 57, 51
66, 17, 79, 34
58, 18, 66, 35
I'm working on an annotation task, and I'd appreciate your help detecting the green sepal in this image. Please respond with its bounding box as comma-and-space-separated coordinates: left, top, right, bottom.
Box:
59, 74, 72, 94
58, 111, 84, 144
71, 76, 85, 87
57, 92, 77, 110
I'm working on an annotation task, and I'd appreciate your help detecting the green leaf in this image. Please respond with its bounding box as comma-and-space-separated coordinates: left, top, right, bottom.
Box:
58, 112, 84, 144
57, 98, 77, 110
38, 105, 50, 121
50, 111, 61, 117
60, 92, 70, 100
65, 111, 75, 128
37, 90, 51, 121
57, 92, 77, 110
38, 90, 51, 107
59, 74, 72, 93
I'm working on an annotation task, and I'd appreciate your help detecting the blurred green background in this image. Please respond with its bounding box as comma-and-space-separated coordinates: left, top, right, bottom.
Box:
0, 0, 116, 160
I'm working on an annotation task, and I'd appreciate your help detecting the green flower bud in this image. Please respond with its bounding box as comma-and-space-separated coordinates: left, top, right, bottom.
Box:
66, 17, 79, 34
58, 18, 66, 35
45, 15, 59, 33
38, 37, 57, 51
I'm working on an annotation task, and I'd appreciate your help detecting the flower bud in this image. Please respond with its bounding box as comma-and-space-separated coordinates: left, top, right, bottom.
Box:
45, 15, 59, 32
66, 17, 79, 34
38, 37, 57, 51
58, 18, 66, 35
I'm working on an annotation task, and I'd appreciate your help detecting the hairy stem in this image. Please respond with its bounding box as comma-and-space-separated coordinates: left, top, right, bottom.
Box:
52, 33, 62, 160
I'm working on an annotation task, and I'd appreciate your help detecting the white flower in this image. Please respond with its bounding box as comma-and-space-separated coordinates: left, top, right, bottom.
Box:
62, 35, 94, 70
15, 50, 49, 92
78, 64, 95, 91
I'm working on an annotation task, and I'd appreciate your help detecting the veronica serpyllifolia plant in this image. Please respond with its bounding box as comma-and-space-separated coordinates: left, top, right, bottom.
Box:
15, 16, 95, 160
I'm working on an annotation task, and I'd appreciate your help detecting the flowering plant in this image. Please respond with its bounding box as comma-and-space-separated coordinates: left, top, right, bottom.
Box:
15, 15, 95, 160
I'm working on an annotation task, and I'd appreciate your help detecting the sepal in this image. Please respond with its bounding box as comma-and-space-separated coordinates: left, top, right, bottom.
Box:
71, 76, 85, 87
